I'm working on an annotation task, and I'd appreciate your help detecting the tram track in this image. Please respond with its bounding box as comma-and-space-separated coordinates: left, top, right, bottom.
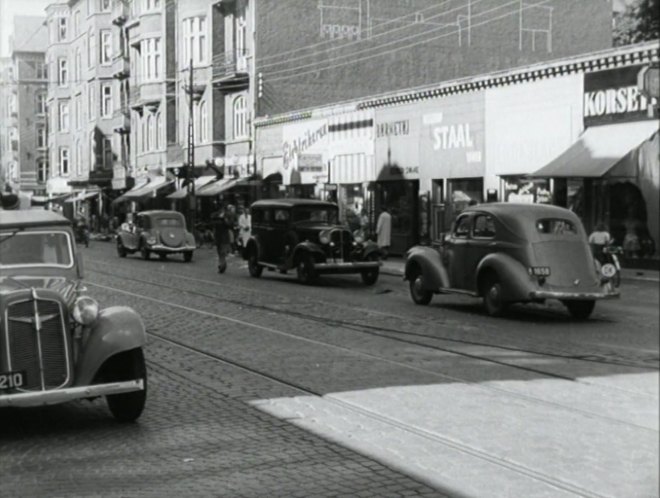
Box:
87, 261, 659, 373
87, 273, 658, 432
146, 330, 613, 498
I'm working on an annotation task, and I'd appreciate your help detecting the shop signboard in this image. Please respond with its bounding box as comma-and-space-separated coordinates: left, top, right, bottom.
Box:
584, 65, 655, 127
374, 105, 421, 181
282, 118, 329, 185
419, 91, 485, 180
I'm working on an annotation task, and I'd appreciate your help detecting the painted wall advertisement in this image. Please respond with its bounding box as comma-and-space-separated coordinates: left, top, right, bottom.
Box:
374, 106, 420, 181
281, 119, 329, 185
419, 91, 485, 181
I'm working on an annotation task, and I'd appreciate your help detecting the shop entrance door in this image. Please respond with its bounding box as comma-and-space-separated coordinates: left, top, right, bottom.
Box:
374, 180, 419, 256
432, 204, 446, 245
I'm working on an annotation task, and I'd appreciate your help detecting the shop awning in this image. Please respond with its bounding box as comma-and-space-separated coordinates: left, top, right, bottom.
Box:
196, 178, 238, 197
531, 120, 659, 178
167, 176, 217, 199
112, 176, 173, 204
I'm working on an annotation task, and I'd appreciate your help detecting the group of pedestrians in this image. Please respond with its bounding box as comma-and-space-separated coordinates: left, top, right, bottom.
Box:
211, 204, 251, 273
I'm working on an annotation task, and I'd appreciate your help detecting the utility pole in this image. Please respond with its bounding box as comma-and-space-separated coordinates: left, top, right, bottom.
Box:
186, 58, 196, 231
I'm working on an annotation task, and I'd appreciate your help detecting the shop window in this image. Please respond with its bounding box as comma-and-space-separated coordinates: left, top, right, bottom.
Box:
473, 215, 496, 238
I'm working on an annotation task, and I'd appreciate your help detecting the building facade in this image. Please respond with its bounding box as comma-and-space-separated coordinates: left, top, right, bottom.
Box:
255, 41, 659, 258
44, 0, 118, 216
0, 17, 49, 196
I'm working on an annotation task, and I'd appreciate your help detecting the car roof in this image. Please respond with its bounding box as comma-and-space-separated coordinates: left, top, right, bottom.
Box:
463, 203, 580, 222
251, 198, 337, 209
0, 209, 72, 230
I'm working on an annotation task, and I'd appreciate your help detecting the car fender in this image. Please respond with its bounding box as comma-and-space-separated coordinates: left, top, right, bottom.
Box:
476, 253, 534, 301
292, 241, 325, 264
404, 245, 449, 291
361, 241, 381, 260
74, 306, 147, 386
244, 236, 262, 260
184, 231, 195, 246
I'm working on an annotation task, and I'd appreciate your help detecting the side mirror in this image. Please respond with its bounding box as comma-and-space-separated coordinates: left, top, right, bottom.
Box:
76, 251, 85, 279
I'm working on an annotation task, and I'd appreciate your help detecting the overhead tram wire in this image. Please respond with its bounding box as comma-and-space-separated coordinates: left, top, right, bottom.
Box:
264, 0, 552, 83
262, 0, 522, 79
254, 0, 481, 70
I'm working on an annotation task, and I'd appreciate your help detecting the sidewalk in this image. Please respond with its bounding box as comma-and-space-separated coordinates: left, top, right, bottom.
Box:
380, 256, 660, 282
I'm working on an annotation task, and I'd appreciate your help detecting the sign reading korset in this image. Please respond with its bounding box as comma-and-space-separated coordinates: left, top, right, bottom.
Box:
584, 65, 656, 127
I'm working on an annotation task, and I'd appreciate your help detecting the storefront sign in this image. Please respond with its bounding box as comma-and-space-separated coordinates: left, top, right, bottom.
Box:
376, 120, 410, 138
282, 122, 328, 170
584, 65, 655, 126
375, 107, 421, 181
420, 92, 485, 179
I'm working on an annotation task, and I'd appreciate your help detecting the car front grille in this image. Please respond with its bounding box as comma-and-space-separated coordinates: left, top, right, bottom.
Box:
5, 298, 70, 391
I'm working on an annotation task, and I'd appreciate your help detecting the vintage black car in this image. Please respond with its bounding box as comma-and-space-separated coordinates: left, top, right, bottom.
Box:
244, 199, 381, 285
405, 203, 619, 319
116, 210, 196, 262
0, 209, 147, 421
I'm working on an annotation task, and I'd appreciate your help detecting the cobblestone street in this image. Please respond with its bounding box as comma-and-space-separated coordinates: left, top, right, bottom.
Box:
1, 242, 658, 497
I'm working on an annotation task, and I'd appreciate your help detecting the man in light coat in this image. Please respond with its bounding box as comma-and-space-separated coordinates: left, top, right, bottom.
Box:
376, 207, 392, 260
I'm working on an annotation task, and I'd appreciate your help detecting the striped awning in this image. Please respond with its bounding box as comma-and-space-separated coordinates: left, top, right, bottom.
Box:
196, 178, 238, 197
329, 154, 375, 184
167, 176, 217, 199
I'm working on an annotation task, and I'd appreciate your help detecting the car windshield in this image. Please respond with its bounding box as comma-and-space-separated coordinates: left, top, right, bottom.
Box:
536, 218, 578, 236
155, 217, 183, 228
292, 207, 339, 224
0, 231, 73, 268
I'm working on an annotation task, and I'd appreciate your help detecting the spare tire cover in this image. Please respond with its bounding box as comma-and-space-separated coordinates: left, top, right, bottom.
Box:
160, 228, 185, 247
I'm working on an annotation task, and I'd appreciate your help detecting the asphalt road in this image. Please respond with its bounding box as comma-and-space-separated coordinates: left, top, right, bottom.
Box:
1, 241, 658, 498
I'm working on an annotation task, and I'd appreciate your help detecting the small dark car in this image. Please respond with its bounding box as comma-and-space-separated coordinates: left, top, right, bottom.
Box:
405, 203, 619, 319
0, 208, 147, 421
244, 199, 381, 285
116, 210, 196, 262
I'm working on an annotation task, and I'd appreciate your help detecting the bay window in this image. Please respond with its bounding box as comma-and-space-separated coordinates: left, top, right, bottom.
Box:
182, 17, 207, 66
142, 38, 161, 80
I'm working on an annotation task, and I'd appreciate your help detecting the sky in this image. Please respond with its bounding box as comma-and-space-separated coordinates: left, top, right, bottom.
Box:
0, 0, 52, 57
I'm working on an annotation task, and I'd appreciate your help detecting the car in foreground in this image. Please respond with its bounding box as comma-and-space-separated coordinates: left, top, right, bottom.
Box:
405, 203, 619, 319
0, 208, 147, 421
117, 210, 196, 262
244, 199, 381, 285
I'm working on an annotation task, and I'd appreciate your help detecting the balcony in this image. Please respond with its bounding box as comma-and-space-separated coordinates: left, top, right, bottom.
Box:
212, 50, 249, 92
112, 0, 128, 25
112, 56, 130, 80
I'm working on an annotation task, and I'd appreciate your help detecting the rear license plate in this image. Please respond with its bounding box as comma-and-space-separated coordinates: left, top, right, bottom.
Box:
529, 266, 551, 277
0, 371, 25, 391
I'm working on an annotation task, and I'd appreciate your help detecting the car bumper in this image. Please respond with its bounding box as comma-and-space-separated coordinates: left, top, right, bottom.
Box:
0, 379, 144, 408
530, 289, 619, 300
314, 261, 381, 274
147, 244, 195, 253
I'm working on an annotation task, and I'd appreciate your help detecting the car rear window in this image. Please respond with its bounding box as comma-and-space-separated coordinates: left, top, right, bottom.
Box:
156, 217, 183, 227
536, 218, 578, 236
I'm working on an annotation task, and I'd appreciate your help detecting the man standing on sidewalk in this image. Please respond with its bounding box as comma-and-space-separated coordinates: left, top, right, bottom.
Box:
212, 203, 235, 273
376, 207, 392, 260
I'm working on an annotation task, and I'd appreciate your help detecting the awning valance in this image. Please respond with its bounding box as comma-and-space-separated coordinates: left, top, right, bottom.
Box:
196, 178, 238, 197
167, 176, 217, 199
112, 176, 173, 204
64, 191, 100, 203
531, 120, 659, 178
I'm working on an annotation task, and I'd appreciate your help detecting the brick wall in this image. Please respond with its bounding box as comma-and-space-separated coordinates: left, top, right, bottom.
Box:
255, 0, 612, 117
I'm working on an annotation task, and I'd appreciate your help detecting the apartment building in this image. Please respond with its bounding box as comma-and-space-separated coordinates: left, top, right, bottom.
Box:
45, 0, 117, 204
1, 17, 49, 195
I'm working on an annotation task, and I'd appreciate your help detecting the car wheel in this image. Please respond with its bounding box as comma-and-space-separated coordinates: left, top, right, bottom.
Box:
360, 254, 380, 286
409, 267, 432, 305
296, 253, 317, 285
117, 242, 127, 258
564, 300, 595, 320
248, 249, 263, 278
105, 348, 147, 423
141, 246, 150, 260
483, 275, 507, 317
183, 251, 193, 263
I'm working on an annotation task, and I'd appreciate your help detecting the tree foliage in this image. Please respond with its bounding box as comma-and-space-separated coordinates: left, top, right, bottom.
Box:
613, 0, 660, 46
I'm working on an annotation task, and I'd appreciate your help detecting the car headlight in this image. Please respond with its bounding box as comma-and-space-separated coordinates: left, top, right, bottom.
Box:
319, 230, 331, 245
354, 235, 364, 244
600, 263, 617, 279
72, 296, 99, 325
